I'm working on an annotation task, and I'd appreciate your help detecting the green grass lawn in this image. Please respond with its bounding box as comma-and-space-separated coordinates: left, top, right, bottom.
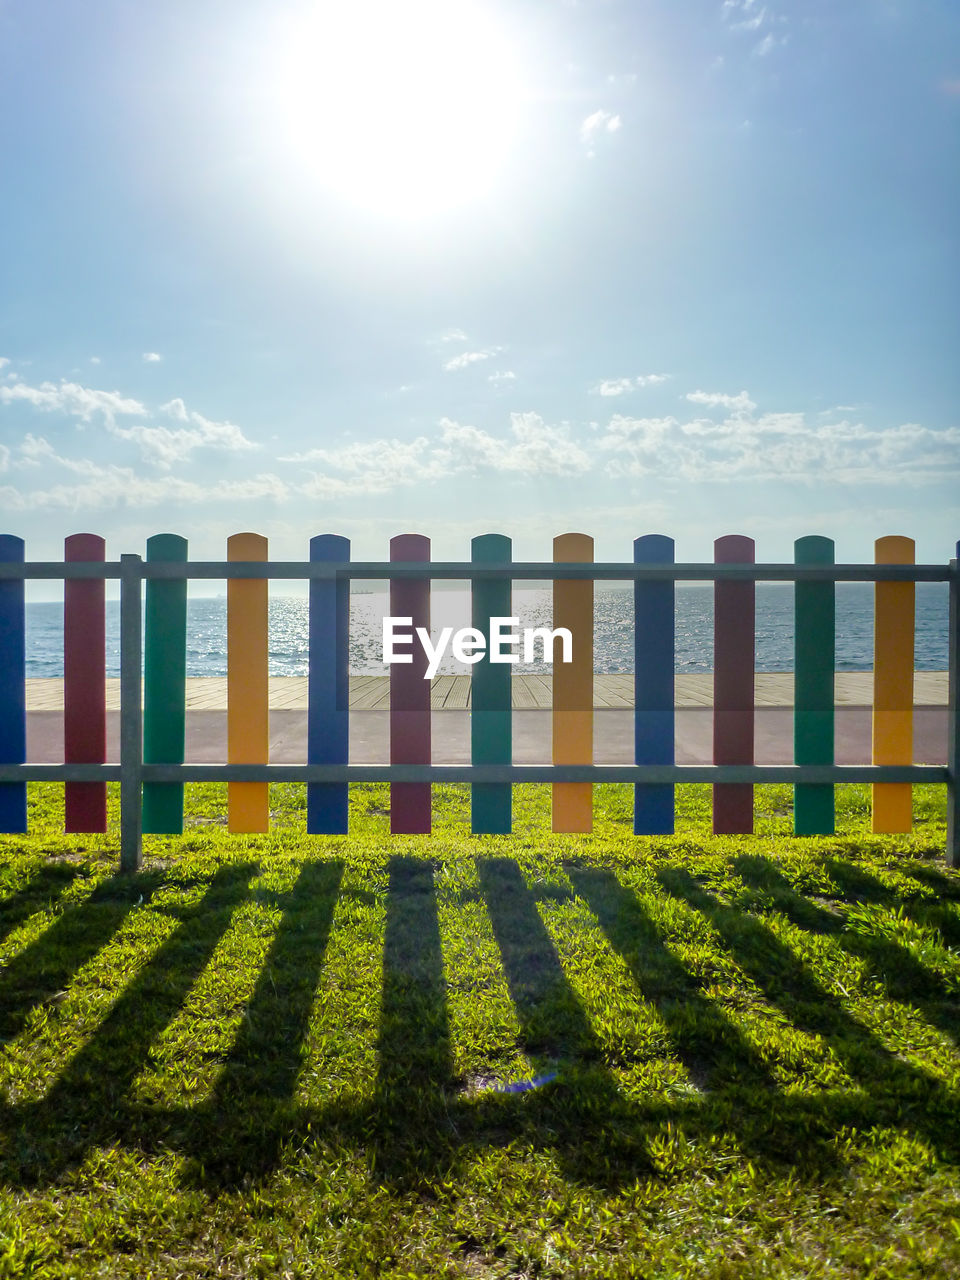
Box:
1, 781, 960, 1278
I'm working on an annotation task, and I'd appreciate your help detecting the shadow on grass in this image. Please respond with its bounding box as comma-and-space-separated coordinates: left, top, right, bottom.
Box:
0, 862, 80, 951
1, 851, 959, 1193
657, 864, 960, 1163
0, 868, 165, 1045
182, 858, 345, 1187
365, 856, 457, 1188
4, 863, 256, 1184
736, 854, 960, 1041
829, 857, 960, 949
565, 864, 847, 1170
469, 857, 652, 1186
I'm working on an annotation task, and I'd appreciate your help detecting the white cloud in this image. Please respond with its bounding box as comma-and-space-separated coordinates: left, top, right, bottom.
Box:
107, 419, 259, 469
488, 370, 517, 386
0, 444, 9, 472
0, 358, 9, 371
595, 379, 634, 397
282, 412, 591, 496
721, 1, 787, 53
685, 389, 756, 412
733, 4, 767, 31
142, 352, 163, 363
294, 437, 450, 498
597, 407, 960, 486
580, 110, 622, 155
593, 374, 669, 396
440, 413, 592, 477
0, 460, 288, 511
444, 349, 499, 372
0, 381, 258, 469
0, 378, 146, 426
437, 328, 468, 343
16, 433, 105, 475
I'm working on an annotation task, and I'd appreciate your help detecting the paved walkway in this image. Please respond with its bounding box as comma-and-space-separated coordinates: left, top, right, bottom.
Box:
24, 675, 950, 766
23, 671, 951, 710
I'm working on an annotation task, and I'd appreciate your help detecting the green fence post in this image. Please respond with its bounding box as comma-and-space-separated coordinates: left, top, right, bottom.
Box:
143, 534, 187, 834
794, 536, 835, 834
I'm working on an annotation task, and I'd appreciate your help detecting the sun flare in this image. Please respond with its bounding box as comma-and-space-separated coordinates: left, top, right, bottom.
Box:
270, 0, 525, 218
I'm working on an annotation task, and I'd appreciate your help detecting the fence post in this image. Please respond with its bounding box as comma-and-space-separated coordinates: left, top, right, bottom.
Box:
634, 534, 675, 835
308, 534, 350, 834
553, 533, 593, 833
227, 532, 270, 833
794, 536, 835, 835
872, 536, 915, 833
143, 534, 187, 834
119, 553, 143, 871
471, 533, 513, 834
390, 534, 431, 834
65, 534, 107, 833
713, 535, 755, 834
0, 535, 26, 833
948, 547, 959, 868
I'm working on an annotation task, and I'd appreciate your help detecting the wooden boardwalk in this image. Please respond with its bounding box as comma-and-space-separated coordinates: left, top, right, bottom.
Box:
24, 672, 949, 710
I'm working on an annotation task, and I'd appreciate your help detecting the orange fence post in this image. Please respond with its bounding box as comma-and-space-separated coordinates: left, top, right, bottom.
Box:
872, 535, 915, 833
227, 532, 269, 832
552, 533, 593, 833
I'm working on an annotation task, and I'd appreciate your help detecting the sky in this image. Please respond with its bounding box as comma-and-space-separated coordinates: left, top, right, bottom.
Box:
1, 0, 958, 599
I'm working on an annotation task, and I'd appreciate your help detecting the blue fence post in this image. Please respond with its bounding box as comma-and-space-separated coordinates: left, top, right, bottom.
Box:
634, 534, 675, 834
0, 536, 26, 833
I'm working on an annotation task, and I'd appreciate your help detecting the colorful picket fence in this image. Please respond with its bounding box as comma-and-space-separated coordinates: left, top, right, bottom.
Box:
0, 532, 957, 872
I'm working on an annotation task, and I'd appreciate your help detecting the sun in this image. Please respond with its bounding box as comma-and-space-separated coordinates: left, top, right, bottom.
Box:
269, 0, 525, 219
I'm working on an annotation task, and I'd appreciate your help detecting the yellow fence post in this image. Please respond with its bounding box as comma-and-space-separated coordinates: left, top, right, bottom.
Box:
552, 532, 593, 833
227, 532, 269, 833
872, 535, 915, 833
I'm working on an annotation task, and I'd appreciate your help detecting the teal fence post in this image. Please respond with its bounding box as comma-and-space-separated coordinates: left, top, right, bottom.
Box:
794, 536, 835, 834
471, 534, 512, 834
143, 534, 187, 834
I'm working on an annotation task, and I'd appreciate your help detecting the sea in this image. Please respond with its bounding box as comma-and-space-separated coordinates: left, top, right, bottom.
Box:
23, 583, 950, 679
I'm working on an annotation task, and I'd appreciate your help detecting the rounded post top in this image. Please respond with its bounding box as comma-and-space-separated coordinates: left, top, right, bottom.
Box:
876, 535, 915, 564
634, 534, 674, 561
310, 533, 350, 558
554, 532, 593, 561
0, 535, 24, 559
146, 533, 187, 560
65, 533, 105, 560
472, 533, 512, 559
227, 533, 268, 560
714, 534, 755, 563
795, 535, 835, 563
390, 533, 430, 560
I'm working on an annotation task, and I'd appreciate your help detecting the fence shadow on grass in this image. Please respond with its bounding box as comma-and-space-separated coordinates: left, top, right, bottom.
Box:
183, 858, 345, 1187
564, 863, 844, 1172
734, 854, 960, 1051
366, 856, 457, 1188
6, 862, 256, 1184
656, 864, 960, 1164
0, 868, 165, 1047
0, 862, 80, 951
1, 852, 960, 1193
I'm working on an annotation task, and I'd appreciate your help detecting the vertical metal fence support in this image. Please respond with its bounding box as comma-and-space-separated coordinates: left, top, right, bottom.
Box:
119, 553, 143, 871
948, 551, 959, 868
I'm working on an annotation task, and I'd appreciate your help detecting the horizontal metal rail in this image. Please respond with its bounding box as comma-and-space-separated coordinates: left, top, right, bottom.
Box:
0, 561, 954, 582
0, 763, 946, 785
